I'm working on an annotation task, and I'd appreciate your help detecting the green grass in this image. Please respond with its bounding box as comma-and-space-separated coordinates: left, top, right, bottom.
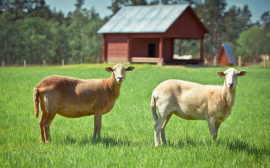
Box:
0, 64, 269, 167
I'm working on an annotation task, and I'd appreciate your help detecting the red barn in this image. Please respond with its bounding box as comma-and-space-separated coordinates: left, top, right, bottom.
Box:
98, 5, 208, 65
218, 43, 236, 66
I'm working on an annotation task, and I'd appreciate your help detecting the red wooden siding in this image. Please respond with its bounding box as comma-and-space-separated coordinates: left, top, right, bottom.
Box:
165, 7, 204, 39
163, 38, 173, 62
132, 38, 159, 57
106, 34, 129, 62
218, 48, 229, 66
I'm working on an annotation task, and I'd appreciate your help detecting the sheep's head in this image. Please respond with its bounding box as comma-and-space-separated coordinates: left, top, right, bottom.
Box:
105, 64, 135, 83
216, 68, 247, 90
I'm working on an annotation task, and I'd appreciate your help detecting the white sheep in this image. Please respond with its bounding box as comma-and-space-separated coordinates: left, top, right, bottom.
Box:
33, 64, 134, 143
150, 68, 247, 147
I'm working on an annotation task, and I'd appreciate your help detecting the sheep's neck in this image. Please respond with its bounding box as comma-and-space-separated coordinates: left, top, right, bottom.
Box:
107, 74, 121, 99
221, 82, 236, 108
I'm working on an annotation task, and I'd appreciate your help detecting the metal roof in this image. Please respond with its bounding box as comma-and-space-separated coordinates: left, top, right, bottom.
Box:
98, 4, 189, 33
222, 43, 236, 64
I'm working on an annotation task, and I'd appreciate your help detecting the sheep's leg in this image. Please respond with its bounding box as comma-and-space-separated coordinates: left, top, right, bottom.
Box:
207, 117, 218, 142
161, 113, 173, 145
154, 106, 170, 147
214, 122, 221, 140
39, 112, 47, 143
154, 117, 166, 147
44, 112, 56, 143
93, 113, 102, 141
39, 103, 47, 143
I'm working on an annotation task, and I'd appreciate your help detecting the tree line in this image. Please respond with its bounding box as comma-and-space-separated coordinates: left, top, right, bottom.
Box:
0, 0, 269, 65
0, 0, 106, 65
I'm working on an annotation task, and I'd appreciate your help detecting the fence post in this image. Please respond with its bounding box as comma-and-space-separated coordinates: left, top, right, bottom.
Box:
2, 60, 4, 67
97, 58, 99, 64
264, 55, 267, 68
43, 60, 46, 66
214, 55, 217, 67
62, 59, 64, 66
238, 55, 241, 67
24, 60, 26, 67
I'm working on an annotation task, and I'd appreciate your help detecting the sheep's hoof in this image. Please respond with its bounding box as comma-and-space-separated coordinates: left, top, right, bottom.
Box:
211, 138, 217, 143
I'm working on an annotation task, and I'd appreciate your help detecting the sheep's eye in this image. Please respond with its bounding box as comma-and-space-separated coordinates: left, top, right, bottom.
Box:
112, 69, 115, 71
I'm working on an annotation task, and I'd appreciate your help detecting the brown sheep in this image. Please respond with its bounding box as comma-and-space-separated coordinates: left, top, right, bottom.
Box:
33, 64, 135, 143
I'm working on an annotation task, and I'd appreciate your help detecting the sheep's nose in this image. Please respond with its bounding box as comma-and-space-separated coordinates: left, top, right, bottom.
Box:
229, 83, 233, 87
117, 76, 123, 80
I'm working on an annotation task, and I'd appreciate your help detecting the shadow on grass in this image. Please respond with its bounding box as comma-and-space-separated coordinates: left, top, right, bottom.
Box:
169, 136, 269, 157
63, 134, 269, 157
170, 136, 211, 148
217, 139, 270, 157
92, 137, 132, 147
63, 134, 132, 147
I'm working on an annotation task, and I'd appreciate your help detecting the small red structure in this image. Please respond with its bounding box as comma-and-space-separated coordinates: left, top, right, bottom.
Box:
218, 43, 236, 66
98, 5, 208, 64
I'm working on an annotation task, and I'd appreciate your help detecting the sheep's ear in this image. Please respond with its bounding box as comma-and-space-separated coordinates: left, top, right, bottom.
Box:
237, 70, 247, 76
216, 71, 225, 77
125, 66, 135, 71
105, 67, 113, 72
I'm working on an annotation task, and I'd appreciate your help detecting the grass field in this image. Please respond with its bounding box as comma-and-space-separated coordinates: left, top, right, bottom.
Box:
0, 64, 269, 167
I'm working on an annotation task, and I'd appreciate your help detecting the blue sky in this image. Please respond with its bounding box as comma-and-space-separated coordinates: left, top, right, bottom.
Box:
46, 0, 270, 23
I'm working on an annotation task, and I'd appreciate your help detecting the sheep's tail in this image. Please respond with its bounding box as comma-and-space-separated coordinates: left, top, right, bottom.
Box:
150, 94, 158, 121
33, 87, 39, 118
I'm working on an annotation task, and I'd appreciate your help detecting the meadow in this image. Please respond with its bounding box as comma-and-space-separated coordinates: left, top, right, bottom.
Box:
0, 64, 269, 167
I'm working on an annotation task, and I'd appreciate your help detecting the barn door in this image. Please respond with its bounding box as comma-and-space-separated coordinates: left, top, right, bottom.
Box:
148, 43, 155, 57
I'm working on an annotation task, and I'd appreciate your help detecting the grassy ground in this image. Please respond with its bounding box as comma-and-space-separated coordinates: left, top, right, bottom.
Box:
0, 64, 269, 167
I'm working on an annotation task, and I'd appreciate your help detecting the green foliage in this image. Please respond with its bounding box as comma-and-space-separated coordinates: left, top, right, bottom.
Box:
174, 39, 200, 59
67, 8, 104, 63
195, 0, 253, 59
0, 65, 269, 167
237, 25, 270, 62
0, 0, 105, 65
19, 17, 52, 63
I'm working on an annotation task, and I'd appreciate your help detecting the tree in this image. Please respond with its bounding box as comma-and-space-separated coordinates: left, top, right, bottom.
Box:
221, 5, 251, 54
0, 12, 20, 64
260, 11, 270, 32
19, 17, 52, 63
237, 25, 270, 62
30, 0, 51, 20
67, 4, 105, 63
107, 0, 147, 17
49, 21, 70, 63
239, 5, 252, 30
75, 0, 84, 12
222, 6, 237, 43
195, 0, 227, 59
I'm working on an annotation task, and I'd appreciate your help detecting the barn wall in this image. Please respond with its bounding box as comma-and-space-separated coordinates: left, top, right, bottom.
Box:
132, 38, 159, 57
163, 38, 173, 63
218, 49, 229, 66
165, 8, 204, 39
106, 34, 129, 62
